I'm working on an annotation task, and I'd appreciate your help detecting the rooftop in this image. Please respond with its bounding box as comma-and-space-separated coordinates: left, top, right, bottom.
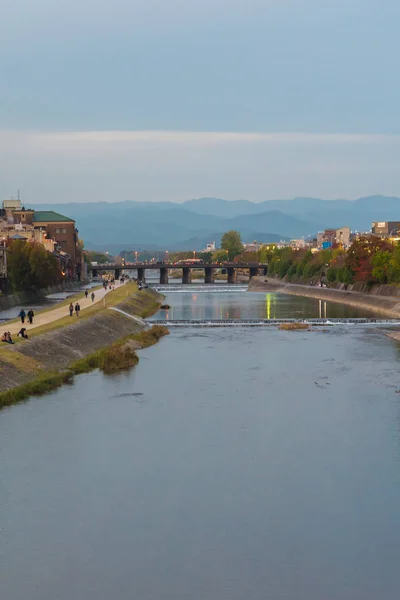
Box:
33, 211, 74, 223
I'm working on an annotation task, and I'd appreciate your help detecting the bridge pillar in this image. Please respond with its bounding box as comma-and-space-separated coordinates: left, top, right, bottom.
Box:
182, 267, 192, 284
137, 268, 145, 282
0, 278, 8, 293
263, 266, 268, 276
249, 267, 259, 279
115, 268, 120, 280
227, 267, 237, 284
204, 267, 214, 284
160, 267, 169, 284
92, 269, 98, 278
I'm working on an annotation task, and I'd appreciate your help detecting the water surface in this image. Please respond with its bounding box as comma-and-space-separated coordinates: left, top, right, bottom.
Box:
1, 290, 400, 600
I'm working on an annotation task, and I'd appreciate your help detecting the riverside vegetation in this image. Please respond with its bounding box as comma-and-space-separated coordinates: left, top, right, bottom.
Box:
258, 236, 400, 287
0, 286, 168, 409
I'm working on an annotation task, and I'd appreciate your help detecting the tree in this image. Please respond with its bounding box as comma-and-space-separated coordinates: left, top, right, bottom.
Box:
326, 267, 337, 283
371, 250, 392, 284
345, 236, 391, 283
6, 241, 62, 291
220, 230, 243, 260
198, 251, 212, 263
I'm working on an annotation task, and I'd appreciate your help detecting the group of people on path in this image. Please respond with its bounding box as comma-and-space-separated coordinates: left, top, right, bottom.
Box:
18, 308, 35, 325
69, 290, 95, 317
84, 290, 96, 302
69, 302, 80, 317
103, 278, 116, 291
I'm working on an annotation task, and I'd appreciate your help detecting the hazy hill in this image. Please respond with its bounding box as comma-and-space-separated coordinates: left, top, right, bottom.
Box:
31, 195, 400, 252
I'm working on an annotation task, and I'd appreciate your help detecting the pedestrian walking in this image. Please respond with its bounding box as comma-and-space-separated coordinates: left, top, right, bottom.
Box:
69, 302, 74, 317
18, 309, 26, 324
85, 290, 89, 298
91, 292, 95, 302
27, 309, 34, 325
75, 302, 80, 317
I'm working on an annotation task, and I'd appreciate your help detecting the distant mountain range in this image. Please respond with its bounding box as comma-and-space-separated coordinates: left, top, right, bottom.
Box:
31, 195, 400, 253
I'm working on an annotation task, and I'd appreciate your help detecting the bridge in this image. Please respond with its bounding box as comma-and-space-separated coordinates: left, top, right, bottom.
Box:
149, 318, 400, 327
88, 261, 268, 284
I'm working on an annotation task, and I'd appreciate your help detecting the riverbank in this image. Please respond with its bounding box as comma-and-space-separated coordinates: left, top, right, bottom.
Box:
249, 276, 400, 318
0, 287, 166, 408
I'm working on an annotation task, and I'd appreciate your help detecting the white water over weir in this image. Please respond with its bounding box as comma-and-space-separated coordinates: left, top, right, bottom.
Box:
151, 285, 248, 293
109, 306, 149, 327
149, 318, 400, 327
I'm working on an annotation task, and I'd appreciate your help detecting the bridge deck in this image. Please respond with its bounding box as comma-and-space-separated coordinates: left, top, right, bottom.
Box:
89, 262, 267, 270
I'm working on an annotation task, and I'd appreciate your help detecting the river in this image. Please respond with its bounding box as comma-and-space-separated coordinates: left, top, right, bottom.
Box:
1, 288, 400, 600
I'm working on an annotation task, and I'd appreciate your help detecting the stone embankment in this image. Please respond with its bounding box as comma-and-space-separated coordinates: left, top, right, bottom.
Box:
0, 288, 165, 405
249, 277, 400, 318
0, 280, 88, 311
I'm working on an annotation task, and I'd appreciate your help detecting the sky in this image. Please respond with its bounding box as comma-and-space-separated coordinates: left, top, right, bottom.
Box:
1, 0, 400, 204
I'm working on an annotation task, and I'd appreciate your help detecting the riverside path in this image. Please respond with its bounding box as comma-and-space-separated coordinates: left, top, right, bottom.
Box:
2, 281, 126, 337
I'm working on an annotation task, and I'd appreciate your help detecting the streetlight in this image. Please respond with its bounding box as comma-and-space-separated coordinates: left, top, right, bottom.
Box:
166, 250, 169, 263
134, 251, 138, 263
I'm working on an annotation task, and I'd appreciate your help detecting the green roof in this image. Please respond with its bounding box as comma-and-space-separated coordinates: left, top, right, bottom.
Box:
33, 211, 74, 223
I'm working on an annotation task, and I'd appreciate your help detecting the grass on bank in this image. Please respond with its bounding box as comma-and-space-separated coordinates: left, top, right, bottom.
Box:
0, 349, 44, 374
0, 371, 74, 409
70, 325, 169, 375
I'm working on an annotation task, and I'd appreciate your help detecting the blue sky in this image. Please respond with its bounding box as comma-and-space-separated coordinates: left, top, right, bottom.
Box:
1, 0, 400, 203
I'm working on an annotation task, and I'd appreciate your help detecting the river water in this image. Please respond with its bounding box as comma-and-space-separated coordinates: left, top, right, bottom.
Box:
1, 289, 400, 600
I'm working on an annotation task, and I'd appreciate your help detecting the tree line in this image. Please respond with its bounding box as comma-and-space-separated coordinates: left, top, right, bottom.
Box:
258, 236, 400, 286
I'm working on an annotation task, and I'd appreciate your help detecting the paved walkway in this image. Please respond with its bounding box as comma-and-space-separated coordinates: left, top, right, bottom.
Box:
2, 282, 125, 338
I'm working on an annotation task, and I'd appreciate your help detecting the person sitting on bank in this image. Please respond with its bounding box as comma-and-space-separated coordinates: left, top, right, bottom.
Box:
2, 332, 14, 344
17, 328, 28, 339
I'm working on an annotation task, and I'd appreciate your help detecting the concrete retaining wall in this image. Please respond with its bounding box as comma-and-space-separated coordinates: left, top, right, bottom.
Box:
0, 280, 88, 311
249, 277, 400, 318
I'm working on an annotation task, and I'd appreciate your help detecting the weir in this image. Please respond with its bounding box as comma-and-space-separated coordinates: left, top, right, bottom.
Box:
109, 307, 149, 327
148, 318, 400, 327
151, 285, 248, 293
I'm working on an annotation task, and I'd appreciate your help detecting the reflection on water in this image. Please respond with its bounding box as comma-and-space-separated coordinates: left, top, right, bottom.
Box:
1, 291, 400, 600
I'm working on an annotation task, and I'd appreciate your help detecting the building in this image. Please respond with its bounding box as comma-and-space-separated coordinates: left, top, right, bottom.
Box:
243, 241, 263, 252
317, 227, 350, 249
290, 239, 307, 249
371, 221, 400, 237
0, 200, 83, 279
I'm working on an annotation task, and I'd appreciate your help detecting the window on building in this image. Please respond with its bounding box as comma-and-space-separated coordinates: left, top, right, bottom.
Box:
61, 228, 67, 234
55, 228, 61, 234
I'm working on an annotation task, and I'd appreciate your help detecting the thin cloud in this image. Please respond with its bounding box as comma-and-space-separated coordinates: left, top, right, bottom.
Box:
2, 130, 399, 145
